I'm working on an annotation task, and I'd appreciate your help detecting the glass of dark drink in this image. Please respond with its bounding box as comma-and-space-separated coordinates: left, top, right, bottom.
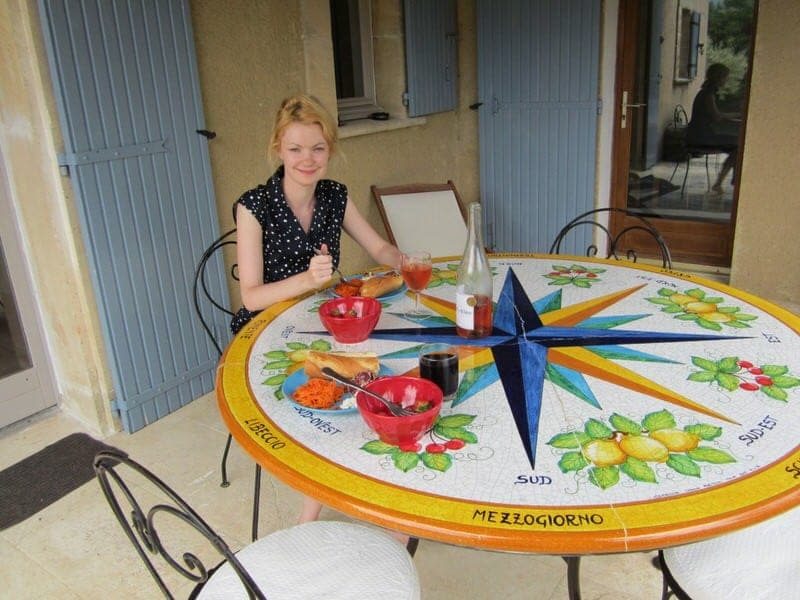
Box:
419, 343, 459, 401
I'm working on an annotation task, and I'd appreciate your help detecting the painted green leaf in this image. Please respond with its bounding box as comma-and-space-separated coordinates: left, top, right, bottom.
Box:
588, 466, 620, 490
687, 447, 736, 464
761, 385, 788, 401
662, 304, 685, 313
265, 359, 293, 370
716, 306, 740, 314
262, 373, 287, 386
666, 453, 701, 477
434, 426, 478, 444
548, 277, 573, 286
585, 418, 613, 439
587, 268, 606, 274
447, 263, 459, 271
264, 350, 287, 359
691, 356, 719, 371
723, 320, 750, 329
361, 440, 397, 455
274, 388, 284, 400
675, 313, 699, 320
620, 457, 657, 483
393, 452, 421, 472
642, 410, 676, 431
733, 313, 758, 321
421, 452, 452, 472
552, 264, 570, 272
657, 288, 675, 297
703, 297, 724, 304
572, 278, 592, 288
688, 371, 718, 383
686, 288, 706, 299
436, 414, 476, 428
772, 375, 800, 389
558, 451, 588, 473
285, 342, 309, 350
427, 278, 444, 288
696, 318, 723, 331
547, 432, 591, 449
609, 413, 642, 435
717, 357, 741, 373
762, 365, 790, 377
310, 339, 333, 351
715, 373, 740, 391
569, 265, 586, 272
684, 423, 722, 441
647, 297, 676, 306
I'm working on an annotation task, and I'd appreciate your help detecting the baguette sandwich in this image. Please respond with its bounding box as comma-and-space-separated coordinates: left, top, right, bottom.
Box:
359, 271, 404, 298
304, 350, 380, 384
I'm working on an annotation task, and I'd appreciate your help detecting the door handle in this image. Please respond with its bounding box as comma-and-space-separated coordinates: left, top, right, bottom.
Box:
620, 91, 646, 129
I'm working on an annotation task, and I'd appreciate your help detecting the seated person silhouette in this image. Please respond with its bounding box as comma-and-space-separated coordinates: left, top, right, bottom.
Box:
687, 63, 741, 193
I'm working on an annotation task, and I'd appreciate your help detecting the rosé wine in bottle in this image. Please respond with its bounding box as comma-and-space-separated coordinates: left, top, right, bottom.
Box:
456, 203, 493, 339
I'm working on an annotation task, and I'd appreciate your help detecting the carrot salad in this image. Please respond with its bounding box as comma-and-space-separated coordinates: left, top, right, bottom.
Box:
293, 378, 346, 409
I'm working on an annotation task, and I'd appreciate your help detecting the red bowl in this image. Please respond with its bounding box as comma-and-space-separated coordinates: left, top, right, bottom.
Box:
355, 376, 443, 446
318, 296, 382, 344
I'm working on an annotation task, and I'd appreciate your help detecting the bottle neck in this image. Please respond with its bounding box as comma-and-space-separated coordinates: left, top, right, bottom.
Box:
467, 203, 484, 247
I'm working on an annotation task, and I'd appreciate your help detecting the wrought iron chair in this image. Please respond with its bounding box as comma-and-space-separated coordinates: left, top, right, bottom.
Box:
94, 450, 421, 599
656, 506, 799, 600
192, 226, 263, 542
548, 207, 673, 269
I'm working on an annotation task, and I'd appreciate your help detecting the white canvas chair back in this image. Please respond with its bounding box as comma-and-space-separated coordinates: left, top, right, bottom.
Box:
371, 181, 468, 259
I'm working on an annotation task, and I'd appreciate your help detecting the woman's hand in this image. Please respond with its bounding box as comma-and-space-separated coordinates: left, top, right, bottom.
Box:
307, 243, 334, 288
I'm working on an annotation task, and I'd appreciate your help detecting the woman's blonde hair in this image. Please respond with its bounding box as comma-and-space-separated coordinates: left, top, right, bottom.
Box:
268, 94, 338, 165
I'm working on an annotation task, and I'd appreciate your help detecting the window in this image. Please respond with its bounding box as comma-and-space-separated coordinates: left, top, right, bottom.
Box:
675, 7, 701, 81
330, 0, 384, 121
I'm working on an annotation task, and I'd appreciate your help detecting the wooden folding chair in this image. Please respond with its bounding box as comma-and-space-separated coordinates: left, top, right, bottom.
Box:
371, 181, 468, 259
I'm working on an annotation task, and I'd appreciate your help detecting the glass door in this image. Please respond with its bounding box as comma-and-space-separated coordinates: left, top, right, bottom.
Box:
0, 152, 56, 428
611, 0, 756, 267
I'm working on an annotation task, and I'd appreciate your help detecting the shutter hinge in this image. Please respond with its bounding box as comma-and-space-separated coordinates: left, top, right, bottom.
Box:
596, 98, 603, 115
402, 91, 409, 107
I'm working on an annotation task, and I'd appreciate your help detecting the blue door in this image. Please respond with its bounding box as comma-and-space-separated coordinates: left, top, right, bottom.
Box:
38, 0, 227, 431
477, 0, 601, 254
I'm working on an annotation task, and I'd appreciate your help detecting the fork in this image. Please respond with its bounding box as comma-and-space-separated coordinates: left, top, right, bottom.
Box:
313, 246, 348, 282
321, 367, 415, 417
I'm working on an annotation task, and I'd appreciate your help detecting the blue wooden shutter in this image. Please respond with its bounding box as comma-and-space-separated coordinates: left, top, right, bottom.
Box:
38, 0, 227, 432
689, 11, 701, 79
404, 0, 458, 116
477, 0, 601, 255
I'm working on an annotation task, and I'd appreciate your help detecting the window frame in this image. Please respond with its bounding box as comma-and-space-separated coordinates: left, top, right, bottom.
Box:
674, 5, 701, 83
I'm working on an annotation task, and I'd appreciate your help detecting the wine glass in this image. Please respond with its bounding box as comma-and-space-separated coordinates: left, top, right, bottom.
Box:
400, 251, 433, 316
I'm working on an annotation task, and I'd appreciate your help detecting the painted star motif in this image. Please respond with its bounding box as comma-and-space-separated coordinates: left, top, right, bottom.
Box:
306, 268, 745, 468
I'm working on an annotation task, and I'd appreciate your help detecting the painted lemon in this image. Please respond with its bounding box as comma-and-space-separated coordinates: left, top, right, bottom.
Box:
669, 294, 697, 306
683, 301, 717, 314
581, 439, 627, 467
702, 312, 734, 323
650, 429, 700, 452
619, 435, 669, 463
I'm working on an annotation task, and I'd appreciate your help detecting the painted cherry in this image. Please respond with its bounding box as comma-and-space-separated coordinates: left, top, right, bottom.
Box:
425, 443, 447, 454
737, 360, 754, 369
748, 367, 764, 375
586, 273, 598, 278
445, 439, 466, 450
739, 382, 759, 391
755, 376, 774, 386
549, 271, 561, 275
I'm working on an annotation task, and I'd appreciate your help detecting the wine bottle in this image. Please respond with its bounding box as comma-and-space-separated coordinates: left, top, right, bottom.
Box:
456, 202, 492, 338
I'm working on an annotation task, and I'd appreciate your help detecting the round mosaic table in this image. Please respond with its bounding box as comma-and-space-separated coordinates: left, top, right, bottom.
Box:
217, 254, 800, 555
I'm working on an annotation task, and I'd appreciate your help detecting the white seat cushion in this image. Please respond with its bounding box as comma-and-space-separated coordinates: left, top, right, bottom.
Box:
198, 521, 420, 599
662, 506, 799, 600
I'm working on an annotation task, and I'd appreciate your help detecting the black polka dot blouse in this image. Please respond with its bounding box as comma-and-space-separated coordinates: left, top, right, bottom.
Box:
230, 166, 347, 334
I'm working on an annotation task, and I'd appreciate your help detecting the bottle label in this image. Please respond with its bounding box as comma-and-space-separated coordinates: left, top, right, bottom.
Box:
456, 292, 475, 330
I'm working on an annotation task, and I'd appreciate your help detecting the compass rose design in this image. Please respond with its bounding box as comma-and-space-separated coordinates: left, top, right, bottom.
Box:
307, 268, 746, 468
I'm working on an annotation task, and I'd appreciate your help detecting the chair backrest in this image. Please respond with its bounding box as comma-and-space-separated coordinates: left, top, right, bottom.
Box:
193, 228, 237, 356
94, 450, 264, 599
548, 207, 673, 269
371, 181, 468, 259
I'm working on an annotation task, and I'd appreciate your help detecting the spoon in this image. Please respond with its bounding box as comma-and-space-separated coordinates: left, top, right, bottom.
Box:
321, 367, 415, 417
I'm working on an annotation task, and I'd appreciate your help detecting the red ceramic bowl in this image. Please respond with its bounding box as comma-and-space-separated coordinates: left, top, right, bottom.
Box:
356, 376, 443, 446
319, 296, 382, 344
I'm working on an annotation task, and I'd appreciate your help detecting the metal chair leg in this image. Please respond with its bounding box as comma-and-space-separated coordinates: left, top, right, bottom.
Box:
681, 153, 691, 196
251, 464, 261, 542
562, 556, 582, 600
220, 434, 233, 488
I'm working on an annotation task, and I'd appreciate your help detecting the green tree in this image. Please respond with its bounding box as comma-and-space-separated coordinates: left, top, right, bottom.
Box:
709, 0, 755, 55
